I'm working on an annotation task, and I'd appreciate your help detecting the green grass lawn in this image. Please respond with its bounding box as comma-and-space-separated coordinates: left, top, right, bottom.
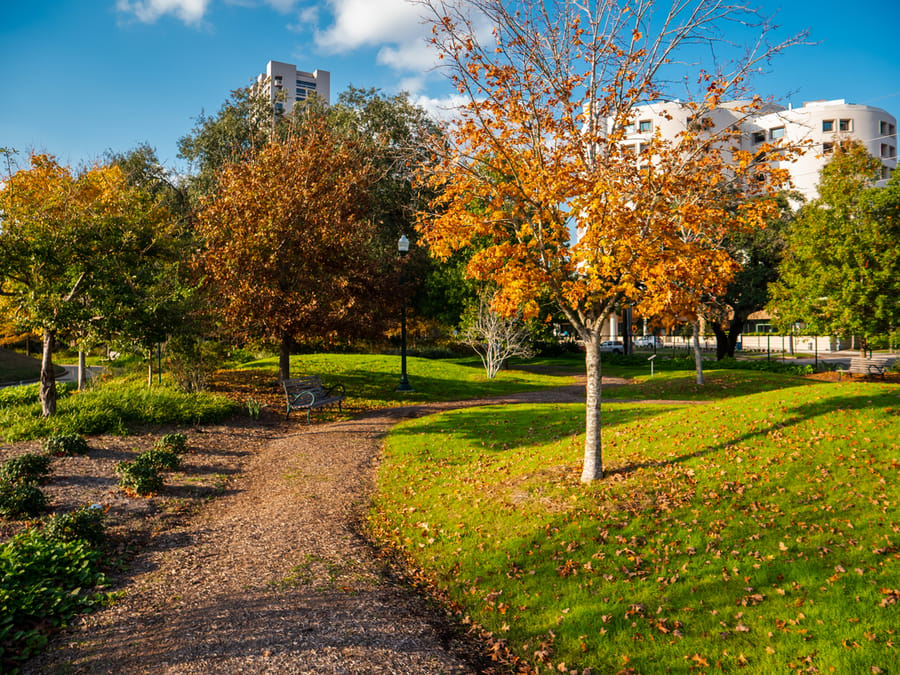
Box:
372, 373, 900, 673
239, 353, 580, 409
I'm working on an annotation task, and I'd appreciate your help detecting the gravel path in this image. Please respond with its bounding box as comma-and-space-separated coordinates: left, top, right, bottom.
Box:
24, 385, 590, 675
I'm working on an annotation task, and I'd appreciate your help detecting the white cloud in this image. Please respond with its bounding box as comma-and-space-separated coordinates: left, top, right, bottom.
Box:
315, 0, 429, 52
116, 0, 210, 23
411, 92, 467, 121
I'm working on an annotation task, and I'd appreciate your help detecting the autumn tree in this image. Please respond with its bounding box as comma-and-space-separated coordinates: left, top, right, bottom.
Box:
0, 154, 181, 414
196, 114, 387, 381
417, 0, 801, 481
769, 142, 900, 355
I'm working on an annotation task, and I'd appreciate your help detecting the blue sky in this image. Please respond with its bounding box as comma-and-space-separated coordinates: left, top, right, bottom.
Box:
2, 0, 898, 173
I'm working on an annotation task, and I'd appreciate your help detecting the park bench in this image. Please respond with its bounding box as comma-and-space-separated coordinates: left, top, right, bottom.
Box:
282, 375, 346, 422
838, 355, 897, 380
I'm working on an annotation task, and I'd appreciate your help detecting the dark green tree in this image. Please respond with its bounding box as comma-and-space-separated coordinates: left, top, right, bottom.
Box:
769, 142, 900, 354
706, 195, 792, 359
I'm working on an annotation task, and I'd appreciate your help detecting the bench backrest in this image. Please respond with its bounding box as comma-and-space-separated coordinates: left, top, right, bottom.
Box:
283, 375, 325, 395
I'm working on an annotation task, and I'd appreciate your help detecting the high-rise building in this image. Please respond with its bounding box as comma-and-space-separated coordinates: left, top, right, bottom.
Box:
255, 60, 331, 115
616, 98, 897, 201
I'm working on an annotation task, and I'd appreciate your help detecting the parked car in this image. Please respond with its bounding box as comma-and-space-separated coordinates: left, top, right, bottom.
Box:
599, 340, 624, 354
634, 335, 663, 348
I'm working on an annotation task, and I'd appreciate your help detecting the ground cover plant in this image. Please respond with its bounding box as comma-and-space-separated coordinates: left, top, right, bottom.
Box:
0, 376, 236, 442
372, 377, 900, 673
0, 515, 110, 669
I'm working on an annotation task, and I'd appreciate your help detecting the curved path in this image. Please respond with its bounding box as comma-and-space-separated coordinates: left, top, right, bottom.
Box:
25, 386, 590, 674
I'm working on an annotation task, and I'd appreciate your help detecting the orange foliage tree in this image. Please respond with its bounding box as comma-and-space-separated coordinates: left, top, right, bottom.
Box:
416, 0, 801, 481
0, 155, 180, 414
196, 114, 388, 381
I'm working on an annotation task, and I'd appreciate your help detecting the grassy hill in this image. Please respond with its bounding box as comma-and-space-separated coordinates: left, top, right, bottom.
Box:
373, 371, 900, 673
0, 348, 45, 383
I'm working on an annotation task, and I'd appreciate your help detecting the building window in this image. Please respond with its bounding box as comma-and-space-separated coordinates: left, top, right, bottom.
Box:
623, 122, 635, 134
881, 120, 897, 137
823, 142, 834, 155
770, 126, 785, 140
822, 119, 834, 132
751, 131, 766, 144
882, 165, 892, 180
639, 120, 652, 133
639, 143, 649, 154
882, 144, 897, 158
839, 118, 852, 132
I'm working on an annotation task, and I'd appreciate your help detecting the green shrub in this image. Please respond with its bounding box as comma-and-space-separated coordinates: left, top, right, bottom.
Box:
42, 433, 89, 457
115, 457, 163, 496
155, 432, 187, 454
0, 528, 107, 666
0, 453, 53, 485
0, 482, 48, 518
139, 447, 181, 472
41, 505, 106, 547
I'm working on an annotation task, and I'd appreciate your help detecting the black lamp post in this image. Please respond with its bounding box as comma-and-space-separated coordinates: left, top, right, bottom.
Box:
397, 234, 413, 392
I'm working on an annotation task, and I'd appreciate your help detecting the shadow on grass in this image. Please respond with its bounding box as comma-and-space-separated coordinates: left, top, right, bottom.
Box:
603, 369, 822, 402
607, 387, 900, 478
387, 402, 670, 457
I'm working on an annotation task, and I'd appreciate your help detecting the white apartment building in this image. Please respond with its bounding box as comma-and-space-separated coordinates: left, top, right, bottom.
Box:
255, 60, 331, 115
617, 98, 897, 202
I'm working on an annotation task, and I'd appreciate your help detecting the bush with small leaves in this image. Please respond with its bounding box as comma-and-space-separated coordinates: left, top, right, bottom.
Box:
42, 505, 106, 548
155, 432, 187, 454
0, 453, 53, 485
115, 457, 163, 496
42, 434, 90, 457
140, 447, 181, 472
0, 482, 48, 518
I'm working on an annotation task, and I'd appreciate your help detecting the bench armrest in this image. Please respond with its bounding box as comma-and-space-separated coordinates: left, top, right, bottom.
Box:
287, 389, 317, 408
324, 383, 346, 398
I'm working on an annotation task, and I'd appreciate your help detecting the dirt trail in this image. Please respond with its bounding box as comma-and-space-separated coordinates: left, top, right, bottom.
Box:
24, 386, 590, 674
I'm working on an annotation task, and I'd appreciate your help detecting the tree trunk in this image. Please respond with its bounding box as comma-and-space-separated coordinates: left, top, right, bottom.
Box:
147, 347, 153, 387
279, 331, 292, 382
712, 317, 745, 360
727, 321, 742, 358
711, 322, 729, 360
581, 335, 603, 482
40, 328, 57, 417
692, 320, 705, 385
77, 350, 87, 390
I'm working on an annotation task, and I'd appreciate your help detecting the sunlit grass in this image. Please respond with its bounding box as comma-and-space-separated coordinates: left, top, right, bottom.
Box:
0, 376, 236, 441
237, 353, 579, 410
603, 368, 820, 400
372, 380, 900, 673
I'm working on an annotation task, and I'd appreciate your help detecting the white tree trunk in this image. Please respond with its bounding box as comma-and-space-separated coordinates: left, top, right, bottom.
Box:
581, 335, 603, 482
692, 320, 705, 385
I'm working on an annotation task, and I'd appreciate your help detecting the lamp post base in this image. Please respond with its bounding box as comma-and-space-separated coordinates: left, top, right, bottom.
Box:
396, 378, 414, 392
